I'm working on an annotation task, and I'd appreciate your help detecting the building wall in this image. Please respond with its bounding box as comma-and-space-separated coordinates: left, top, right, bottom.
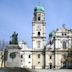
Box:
5, 46, 21, 67
18, 41, 32, 68
24, 51, 32, 68
45, 52, 53, 69
32, 52, 44, 69
32, 38, 46, 49
20, 51, 32, 68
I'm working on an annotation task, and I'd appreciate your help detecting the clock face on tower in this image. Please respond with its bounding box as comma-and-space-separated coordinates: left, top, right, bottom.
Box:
37, 25, 41, 31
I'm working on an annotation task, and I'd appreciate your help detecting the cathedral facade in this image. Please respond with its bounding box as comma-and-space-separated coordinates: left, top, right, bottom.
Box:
1, 5, 72, 69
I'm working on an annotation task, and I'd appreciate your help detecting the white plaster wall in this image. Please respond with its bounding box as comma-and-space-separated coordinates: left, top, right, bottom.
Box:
24, 51, 32, 68
33, 38, 46, 49
32, 52, 44, 69
32, 24, 45, 37
6, 48, 21, 67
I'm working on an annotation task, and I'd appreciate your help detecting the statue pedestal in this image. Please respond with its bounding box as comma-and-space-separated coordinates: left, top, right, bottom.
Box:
5, 45, 21, 67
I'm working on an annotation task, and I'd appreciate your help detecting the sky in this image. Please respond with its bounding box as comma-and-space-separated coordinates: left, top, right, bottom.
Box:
0, 0, 72, 48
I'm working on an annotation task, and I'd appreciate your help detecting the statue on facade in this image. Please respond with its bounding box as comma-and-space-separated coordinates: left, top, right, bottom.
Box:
9, 32, 18, 44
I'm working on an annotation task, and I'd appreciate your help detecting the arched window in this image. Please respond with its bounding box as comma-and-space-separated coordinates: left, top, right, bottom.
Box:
38, 17, 40, 21
38, 14, 41, 21
37, 41, 41, 48
38, 32, 40, 36
21, 55, 23, 58
50, 63, 52, 69
28, 54, 31, 58
38, 54, 40, 58
63, 41, 67, 49
50, 55, 52, 59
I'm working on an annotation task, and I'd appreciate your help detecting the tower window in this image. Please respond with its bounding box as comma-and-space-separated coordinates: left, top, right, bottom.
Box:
38, 54, 40, 58
21, 60, 22, 62
29, 61, 31, 64
63, 41, 67, 49
38, 17, 40, 21
50, 55, 52, 59
21, 55, 23, 58
29, 54, 31, 58
38, 32, 40, 36
38, 61, 40, 64
62, 33, 64, 35
65, 33, 66, 36
37, 41, 41, 48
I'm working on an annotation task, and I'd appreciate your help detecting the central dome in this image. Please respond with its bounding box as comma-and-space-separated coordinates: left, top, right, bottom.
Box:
34, 5, 44, 13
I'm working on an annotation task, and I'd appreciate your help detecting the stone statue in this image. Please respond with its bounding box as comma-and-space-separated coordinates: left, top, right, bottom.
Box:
9, 32, 18, 44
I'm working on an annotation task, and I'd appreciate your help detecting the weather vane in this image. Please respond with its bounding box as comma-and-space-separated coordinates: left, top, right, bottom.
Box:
38, 1, 40, 6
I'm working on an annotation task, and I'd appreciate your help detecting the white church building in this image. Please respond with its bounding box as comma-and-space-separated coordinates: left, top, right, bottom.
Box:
3, 5, 72, 69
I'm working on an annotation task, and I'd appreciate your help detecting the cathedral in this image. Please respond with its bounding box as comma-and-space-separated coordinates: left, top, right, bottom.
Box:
0, 5, 72, 69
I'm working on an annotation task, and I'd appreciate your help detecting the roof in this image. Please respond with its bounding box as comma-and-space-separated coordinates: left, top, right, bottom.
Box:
34, 5, 44, 13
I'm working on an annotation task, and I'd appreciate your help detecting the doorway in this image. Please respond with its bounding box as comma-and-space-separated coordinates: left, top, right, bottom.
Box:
50, 63, 52, 69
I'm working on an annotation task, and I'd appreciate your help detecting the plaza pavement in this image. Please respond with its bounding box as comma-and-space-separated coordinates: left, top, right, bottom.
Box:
31, 69, 72, 72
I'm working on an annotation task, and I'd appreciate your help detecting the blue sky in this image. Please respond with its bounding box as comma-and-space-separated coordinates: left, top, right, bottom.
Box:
0, 0, 72, 47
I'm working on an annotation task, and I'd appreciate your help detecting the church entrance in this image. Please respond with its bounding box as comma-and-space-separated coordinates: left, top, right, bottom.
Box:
50, 63, 52, 69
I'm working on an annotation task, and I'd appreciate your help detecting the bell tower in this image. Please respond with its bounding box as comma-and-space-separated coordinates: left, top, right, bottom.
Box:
32, 5, 46, 50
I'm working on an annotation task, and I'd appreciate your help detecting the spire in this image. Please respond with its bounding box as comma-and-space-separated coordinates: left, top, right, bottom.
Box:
38, 2, 40, 6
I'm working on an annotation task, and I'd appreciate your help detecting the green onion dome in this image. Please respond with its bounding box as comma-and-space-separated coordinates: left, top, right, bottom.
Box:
49, 32, 53, 38
34, 5, 44, 13
49, 31, 55, 38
